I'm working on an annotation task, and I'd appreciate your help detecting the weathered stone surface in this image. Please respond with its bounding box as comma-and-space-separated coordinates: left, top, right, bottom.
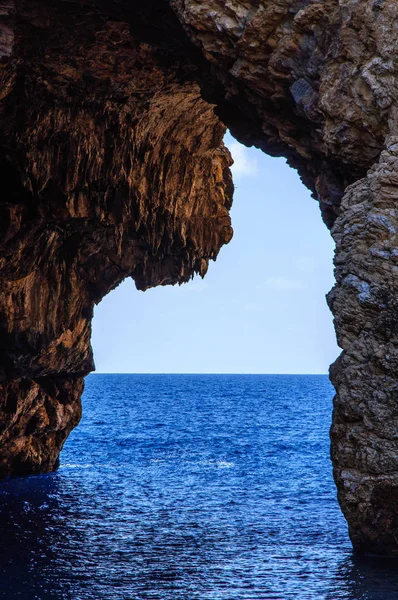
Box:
0, 378, 83, 476
0, 0, 233, 475
171, 0, 398, 553
2, 0, 398, 554
329, 137, 398, 555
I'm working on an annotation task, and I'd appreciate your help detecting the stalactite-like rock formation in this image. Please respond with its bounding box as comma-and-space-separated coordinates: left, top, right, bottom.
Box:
2, 0, 398, 554
0, 0, 233, 474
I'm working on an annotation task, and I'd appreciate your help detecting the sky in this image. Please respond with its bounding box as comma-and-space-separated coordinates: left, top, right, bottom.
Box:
91, 133, 340, 374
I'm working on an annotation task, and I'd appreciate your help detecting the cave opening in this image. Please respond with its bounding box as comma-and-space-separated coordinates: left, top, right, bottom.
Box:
3, 0, 398, 563
91, 135, 338, 376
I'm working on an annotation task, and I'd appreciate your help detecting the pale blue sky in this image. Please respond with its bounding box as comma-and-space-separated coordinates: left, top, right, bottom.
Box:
92, 133, 340, 374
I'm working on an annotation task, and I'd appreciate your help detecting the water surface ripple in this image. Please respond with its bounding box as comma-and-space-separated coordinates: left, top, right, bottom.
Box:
1, 374, 398, 599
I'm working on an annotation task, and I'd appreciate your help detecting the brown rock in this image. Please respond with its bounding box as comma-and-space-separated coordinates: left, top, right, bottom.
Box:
0, 0, 233, 474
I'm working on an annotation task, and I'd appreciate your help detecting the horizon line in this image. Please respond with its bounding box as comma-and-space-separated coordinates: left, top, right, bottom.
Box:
90, 372, 330, 376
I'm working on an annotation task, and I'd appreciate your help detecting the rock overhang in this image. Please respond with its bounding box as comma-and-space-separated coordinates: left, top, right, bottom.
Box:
1, 0, 398, 555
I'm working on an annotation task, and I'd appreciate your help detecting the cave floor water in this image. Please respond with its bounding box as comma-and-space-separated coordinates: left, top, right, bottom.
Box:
0, 374, 397, 599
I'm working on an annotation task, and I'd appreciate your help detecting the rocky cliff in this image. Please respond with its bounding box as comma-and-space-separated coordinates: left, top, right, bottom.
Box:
0, 0, 233, 475
1, 0, 398, 554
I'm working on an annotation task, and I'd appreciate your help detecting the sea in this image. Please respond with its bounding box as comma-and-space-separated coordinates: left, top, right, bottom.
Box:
0, 374, 397, 600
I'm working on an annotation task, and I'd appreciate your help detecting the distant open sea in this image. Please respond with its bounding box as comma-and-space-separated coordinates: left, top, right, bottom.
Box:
1, 374, 398, 599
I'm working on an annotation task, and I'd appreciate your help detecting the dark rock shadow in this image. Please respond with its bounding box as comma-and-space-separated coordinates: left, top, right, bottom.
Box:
0, 474, 83, 600
326, 554, 398, 599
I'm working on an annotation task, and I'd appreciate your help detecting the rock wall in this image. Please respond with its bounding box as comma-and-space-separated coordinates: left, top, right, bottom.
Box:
0, 0, 233, 474
2, 0, 398, 554
172, 0, 398, 555
329, 138, 398, 555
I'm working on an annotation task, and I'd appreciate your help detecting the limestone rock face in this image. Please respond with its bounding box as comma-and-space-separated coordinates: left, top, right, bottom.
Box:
329, 138, 398, 555
0, 0, 233, 474
2, 0, 398, 554
172, 0, 398, 555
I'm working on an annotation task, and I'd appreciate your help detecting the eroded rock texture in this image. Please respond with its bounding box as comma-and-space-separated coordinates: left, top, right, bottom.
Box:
329, 138, 398, 555
171, 0, 398, 555
2, 0, 398, 554
0, 0, 233, 474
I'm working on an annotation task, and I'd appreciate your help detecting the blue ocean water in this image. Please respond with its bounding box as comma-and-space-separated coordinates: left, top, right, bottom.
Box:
1, 374, 398, 599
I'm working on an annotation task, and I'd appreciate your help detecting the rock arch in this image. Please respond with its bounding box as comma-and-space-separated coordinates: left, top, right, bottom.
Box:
1, 0, 398, 554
